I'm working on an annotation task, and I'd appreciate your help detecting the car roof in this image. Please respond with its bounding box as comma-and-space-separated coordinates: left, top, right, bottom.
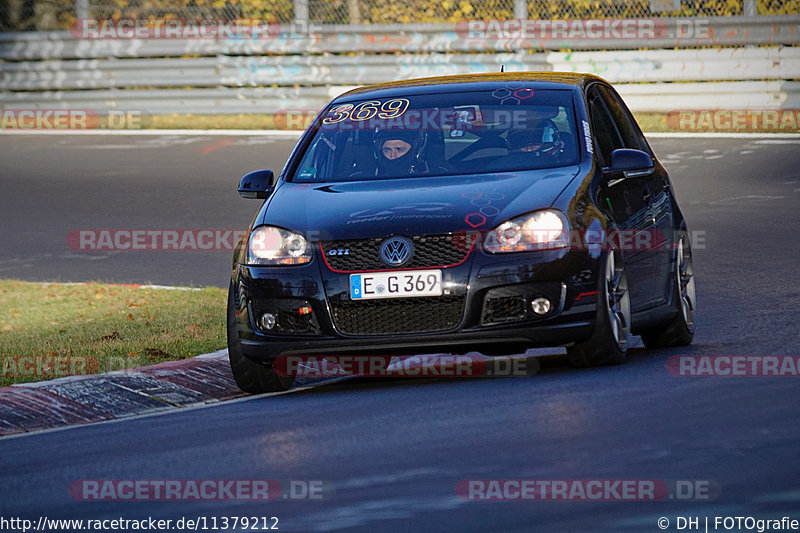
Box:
333, 72, 606, 102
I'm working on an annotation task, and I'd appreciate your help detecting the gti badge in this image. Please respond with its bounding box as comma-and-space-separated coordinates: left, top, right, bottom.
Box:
379, 236, 414, 266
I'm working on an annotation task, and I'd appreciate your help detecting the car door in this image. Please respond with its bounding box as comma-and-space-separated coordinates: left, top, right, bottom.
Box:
587, 85, 654, 312
599, 85, 675, 307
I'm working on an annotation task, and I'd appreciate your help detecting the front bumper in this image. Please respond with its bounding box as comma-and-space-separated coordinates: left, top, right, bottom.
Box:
232, 245, 602, 364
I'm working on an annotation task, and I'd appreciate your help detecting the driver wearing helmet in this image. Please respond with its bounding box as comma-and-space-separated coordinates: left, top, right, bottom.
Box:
506, 119, 565, 167
374, 128, 427, 177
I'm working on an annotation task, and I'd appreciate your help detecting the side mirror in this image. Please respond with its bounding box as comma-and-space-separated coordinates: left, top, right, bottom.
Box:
608, 149, 654, 178
238, 169, 274, 199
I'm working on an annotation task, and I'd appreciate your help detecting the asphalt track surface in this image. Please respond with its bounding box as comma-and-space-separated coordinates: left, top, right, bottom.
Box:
1, 133, 799, 532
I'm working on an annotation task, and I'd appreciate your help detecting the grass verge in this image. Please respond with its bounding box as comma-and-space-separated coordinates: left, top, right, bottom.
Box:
634, 111, 800, 134
0, 280, 227, 387
146, 113, 282, 130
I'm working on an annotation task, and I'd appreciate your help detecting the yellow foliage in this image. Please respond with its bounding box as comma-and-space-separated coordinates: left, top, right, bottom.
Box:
6, 0, 799, 30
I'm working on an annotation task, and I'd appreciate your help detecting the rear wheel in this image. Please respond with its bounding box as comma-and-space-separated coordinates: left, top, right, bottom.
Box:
641, 231, 696, 348
567, 250, 631, 367
227, 281, 294, 394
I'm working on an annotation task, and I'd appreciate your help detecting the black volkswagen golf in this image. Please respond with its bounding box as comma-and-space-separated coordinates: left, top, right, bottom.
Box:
228, 73, 696, 393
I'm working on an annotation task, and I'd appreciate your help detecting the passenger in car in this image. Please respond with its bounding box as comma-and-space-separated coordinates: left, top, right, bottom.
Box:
505, 119, 565, 169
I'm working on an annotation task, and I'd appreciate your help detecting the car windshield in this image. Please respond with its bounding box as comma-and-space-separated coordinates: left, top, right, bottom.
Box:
291, 88, 579, 183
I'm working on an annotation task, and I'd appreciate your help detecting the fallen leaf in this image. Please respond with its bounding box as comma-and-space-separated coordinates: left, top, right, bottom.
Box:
144, 347, 172, 361
99, 331, 121, 341
185, 323, 202, 335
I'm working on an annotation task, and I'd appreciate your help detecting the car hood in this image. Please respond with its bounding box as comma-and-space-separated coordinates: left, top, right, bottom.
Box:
258, 166, 581, 240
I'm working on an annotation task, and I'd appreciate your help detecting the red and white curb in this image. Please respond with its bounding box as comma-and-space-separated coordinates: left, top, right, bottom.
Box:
0, 347, 361, 438
0, 349, 245, 437
0, 344, 558, 437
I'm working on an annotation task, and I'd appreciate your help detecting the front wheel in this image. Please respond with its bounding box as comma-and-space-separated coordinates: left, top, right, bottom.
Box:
567, 250, 631, 367
641, 231, 696, 348
227, 281, 294, 394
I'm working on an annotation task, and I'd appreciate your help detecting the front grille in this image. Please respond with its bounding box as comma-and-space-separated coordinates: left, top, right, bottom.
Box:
330, 296, 465, 335
321, 232, 477, 272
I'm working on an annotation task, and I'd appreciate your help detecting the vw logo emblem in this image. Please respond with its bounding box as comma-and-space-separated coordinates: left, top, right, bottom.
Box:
380, 236, 414, 266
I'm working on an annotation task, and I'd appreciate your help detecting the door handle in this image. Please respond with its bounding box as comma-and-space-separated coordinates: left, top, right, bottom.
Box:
643, 193, 651, 203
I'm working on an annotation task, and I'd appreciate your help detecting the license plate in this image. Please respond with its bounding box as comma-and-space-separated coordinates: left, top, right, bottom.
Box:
350, 270, 442, 300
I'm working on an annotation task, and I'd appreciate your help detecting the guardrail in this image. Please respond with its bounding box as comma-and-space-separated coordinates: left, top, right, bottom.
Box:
2, 48, 797, 91
2, 16, 798, 58
2, 82, 798, 115
0, 86, 347, 114
1, 16, 798, 116
549, 47, 800, 83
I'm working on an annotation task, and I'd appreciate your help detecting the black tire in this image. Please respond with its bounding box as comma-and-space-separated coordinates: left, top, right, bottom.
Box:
641, 231, 696, 348
227, 281, 294, 394
567, 249, 631, 367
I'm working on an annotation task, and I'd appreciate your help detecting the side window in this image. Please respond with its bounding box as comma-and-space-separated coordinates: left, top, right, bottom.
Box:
588, 89, 622, 165
598, 85, 648, 152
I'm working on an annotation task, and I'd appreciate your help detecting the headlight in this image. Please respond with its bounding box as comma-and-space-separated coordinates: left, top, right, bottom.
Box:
247, 226, 312, 265
483, 210, 569, 252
